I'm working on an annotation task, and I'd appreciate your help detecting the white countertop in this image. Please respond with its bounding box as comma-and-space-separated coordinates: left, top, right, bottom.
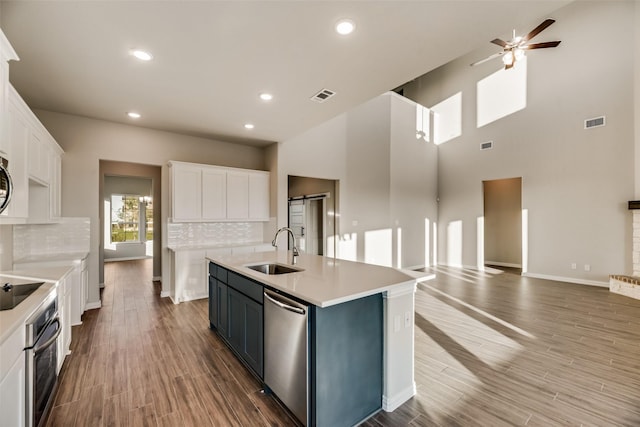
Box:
168, 242, 271, 251
12, 251, 89, 265
207, 251, 418, 307
0, 266, 75, 344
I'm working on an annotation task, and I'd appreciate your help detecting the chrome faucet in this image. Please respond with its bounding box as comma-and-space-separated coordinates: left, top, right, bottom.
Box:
272, 227, 300, 265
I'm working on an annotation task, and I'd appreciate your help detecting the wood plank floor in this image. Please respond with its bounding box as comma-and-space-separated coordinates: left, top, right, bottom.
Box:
46, 260, 640, 426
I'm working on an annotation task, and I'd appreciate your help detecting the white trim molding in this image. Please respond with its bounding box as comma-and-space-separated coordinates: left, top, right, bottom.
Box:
85, 300, 102, 310
522, 272, 608, 287
485, 261, 522, 268
382, 382, 417, 412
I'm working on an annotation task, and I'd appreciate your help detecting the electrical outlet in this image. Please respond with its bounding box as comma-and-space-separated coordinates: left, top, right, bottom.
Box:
404, 311, 412, 328
571, 263, 577, 270
584, 264, 591, 272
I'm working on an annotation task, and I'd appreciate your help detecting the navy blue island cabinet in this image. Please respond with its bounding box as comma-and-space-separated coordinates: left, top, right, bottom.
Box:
208, 261, 383, 427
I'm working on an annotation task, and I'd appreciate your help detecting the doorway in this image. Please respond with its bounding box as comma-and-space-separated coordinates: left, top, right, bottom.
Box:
483, 177, 522, 271
288, 175, 337, 257
99, 160, 161, 291
289, 196, 327, 256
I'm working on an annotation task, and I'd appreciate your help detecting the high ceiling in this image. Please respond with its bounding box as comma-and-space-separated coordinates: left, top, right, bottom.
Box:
0, 1, 571, 147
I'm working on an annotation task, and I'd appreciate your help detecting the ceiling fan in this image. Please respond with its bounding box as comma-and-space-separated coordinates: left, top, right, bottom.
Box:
471, 18, 561, 69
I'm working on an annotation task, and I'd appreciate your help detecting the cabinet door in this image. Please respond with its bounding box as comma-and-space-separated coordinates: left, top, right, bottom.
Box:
202, 168, 227, 220
249, 172, 269, 220
49, 151, 62, 218
172, 166, 202, 221
28, 129, 50, 184
1, 96, 28, 220
226, 171, 249, 220
208, 275, 218, 329
81, 262, 88, 313
227, 287, 263, 377
176, 250, 207, 302
217, 281, 228, 338
0, 352, 25, 427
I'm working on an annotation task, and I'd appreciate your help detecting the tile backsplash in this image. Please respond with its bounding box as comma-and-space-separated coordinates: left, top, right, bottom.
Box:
13, 218, 91, 260
167, 222, 263, 248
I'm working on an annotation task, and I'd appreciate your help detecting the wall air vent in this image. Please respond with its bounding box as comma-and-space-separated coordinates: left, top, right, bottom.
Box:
480, 141, 494, 151
311, 89, 336, 103
585, 116, 605, 129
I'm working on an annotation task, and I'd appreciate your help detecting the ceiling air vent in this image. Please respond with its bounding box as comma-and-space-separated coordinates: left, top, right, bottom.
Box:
311, 89, 336, 103
480, 141, 494, 151
585, 116, 605, 129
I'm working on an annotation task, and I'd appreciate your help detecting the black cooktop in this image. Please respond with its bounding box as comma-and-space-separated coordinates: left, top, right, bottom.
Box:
0, 281, 45, 311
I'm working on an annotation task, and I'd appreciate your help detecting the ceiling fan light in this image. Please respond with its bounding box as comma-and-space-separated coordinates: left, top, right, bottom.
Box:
502, 51, 514, 65
514, 48, 525, 61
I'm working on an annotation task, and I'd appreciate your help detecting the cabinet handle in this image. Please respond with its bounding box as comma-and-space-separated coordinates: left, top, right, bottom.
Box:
264, 292, 305, 315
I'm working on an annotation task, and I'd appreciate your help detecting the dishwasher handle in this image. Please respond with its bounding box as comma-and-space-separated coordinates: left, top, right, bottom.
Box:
264, 291, 306, 315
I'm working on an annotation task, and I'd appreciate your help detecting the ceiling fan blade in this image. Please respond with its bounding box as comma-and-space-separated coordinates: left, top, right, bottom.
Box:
470, 51, 504, 66
504, 61, 514, 70
490, 38, 508, 47
522, 18, 555, 42
523, 41, 561, 50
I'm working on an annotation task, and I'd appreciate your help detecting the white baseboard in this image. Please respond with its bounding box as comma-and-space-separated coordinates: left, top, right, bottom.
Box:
404, 264, 425, 271
382, 382, 417, 412
485, 261, 522, 268
104, 256, 152, 262
160, 291, 170, 298
180, 292, 208, 302
99, 282, 105, 289
152, 276, 162, 282
85, 300, 102, 310
522, 272, 608, 287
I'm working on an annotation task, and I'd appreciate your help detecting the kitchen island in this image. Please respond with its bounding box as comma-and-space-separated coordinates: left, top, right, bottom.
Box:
207, 250, 417, 427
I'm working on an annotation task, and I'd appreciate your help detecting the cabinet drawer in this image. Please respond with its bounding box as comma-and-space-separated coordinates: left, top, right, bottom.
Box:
228, 271, 263, 304
216, 266, 228, 283
209, 262, 217, 278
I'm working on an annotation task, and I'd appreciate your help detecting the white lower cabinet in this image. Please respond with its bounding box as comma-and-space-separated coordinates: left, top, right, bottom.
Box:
170, 244, 275, 304
0, 349, 25, 427
0, 325, 25, 427
172, 249, 207, 303
57, 275, 72, 373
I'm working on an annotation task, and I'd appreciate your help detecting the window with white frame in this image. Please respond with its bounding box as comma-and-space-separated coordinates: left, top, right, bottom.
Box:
110, 194, 141, 243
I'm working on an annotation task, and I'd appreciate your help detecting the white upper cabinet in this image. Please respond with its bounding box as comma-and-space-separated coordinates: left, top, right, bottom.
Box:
172, 164, 202, 221
202, 167, 226, 220
3, 86, 63, 224
169, 161, 270, 222
0, 30, 62, 224
226, 171, 249, 220
0, 29, 18, 158
249, 171, 270, 220
28, 127, 51, 184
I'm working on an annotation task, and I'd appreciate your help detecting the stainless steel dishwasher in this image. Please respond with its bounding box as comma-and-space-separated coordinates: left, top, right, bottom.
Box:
263, 289, 309, 426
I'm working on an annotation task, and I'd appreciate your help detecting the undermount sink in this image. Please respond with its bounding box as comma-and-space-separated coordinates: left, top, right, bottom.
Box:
246, 263, 304, 275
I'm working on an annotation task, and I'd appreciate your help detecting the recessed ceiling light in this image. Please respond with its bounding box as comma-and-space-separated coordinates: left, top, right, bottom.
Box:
335, 19, 355, 35
131, 49, 153, 61
244, 123, 255, 129
259, 93, 273, 101
127, 112, 141, 119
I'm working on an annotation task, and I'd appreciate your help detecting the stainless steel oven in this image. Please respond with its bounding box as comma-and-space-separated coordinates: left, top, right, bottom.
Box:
24, 293, 60, 427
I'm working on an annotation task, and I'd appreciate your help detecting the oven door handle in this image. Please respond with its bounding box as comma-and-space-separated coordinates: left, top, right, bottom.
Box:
33, 318, 61, 355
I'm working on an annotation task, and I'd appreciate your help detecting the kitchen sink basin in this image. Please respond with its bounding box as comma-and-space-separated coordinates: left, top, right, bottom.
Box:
246, 263, 304, 275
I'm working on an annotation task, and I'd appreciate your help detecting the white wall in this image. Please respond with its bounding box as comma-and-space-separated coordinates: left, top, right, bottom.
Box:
278, 93, 438, 269
404, 1, 636, 284
34, 109, 267, 307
